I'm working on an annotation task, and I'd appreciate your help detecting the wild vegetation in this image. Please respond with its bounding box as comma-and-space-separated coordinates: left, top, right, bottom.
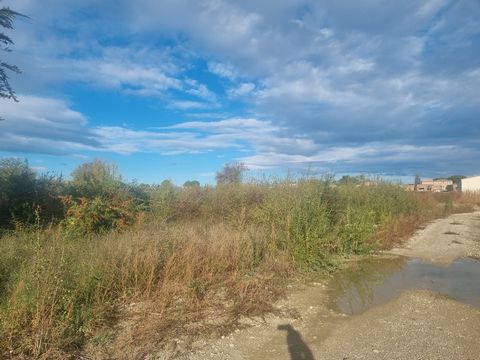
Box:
0, 158, 479, 359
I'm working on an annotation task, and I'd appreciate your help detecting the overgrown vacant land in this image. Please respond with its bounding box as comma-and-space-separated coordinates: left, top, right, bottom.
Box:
0, 158, 479, 359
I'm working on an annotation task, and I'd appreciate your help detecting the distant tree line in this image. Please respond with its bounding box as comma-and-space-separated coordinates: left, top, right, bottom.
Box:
0, 158, 148, 230
0, 158, 253, 231
8, 157, 454, 232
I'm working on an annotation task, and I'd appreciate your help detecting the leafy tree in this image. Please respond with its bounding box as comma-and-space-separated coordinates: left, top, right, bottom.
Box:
215, 162, 247, 185
1, 2, 26, 105
124, 180, 150, 208
0, 158, 63, 228
70, 159, 123, 198
151, 179, 178, 219
336, 175, 366, 186
65, 160, 146, 234
0, 158, 36, 226
447, 175, 466, 184
183, 180, 200, 187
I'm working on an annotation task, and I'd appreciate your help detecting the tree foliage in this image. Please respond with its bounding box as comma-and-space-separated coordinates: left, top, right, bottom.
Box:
447, 175, 466, 184
0, 158, 36, 226
150, 179, 178, 220
70, 159, 123, 198
336, 175, 367, 186
0, 157, 148, 232
215, 162, 247, 185
0, 158, 64, 228
183, 180, 200, 187
0, 2, 26, 103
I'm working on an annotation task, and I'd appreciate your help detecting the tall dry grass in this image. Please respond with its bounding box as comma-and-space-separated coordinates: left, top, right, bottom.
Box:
1, 180, 479, 359
0, 223, 291, 359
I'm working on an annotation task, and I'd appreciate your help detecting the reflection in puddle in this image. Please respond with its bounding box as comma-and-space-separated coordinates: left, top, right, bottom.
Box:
329, 257, 480, 315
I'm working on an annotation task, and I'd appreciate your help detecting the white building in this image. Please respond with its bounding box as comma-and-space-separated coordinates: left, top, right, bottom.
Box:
460, 176, 480, 192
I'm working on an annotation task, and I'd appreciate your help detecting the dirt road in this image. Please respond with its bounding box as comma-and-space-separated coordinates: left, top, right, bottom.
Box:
164, 212, 480, 360
388, 211, 480, 264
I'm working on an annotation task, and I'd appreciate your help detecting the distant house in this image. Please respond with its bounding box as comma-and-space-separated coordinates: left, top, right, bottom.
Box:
432, 179, 453, 192
416, 179, 433, 192
460, 176, 480, 192
404, 184, 416, 191
406, 178, 453, 192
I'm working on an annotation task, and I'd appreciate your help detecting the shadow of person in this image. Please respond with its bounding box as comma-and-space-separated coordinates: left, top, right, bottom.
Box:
277, 324, 315, 360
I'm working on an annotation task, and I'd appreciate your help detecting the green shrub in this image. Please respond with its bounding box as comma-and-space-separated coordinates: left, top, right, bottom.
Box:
149, 180, 178, 221
0, 158, 37, 228
0, 158, 64, 229
252, 179, 339, 268
339, 206, 376, 253
61, 196, 136, 236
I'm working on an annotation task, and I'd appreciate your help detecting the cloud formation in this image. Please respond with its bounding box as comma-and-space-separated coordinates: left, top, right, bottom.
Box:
0, 95, 98, 155
1, 0, 480, 177
2, 95, 474, 178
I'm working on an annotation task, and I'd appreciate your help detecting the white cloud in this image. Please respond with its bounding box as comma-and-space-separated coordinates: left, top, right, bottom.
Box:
0, 95, 98, 155
93, 62, 181, 92
228, 82, 256, 97
417, 0, 448, 17
54, 47, 185, 97
92, 126, 230, 155
168, 100, 211, 110
0, 95, 318, 161
2, 93, 478, 177
239, 143, 463, 172
94, 118, 279, 155
257, 61, 366, 106
335, 59, 376, 75
170, 118, 274, 132
208, 62, 238, 80
184, 79, 218, 102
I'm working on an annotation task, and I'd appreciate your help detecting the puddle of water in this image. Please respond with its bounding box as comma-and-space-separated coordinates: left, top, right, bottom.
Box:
328, 256, 480, 315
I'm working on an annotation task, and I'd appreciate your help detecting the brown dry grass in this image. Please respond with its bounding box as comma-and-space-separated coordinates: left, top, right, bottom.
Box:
376, 192, 480, 249
0, 221, 293, 359
79, 222, 292, 359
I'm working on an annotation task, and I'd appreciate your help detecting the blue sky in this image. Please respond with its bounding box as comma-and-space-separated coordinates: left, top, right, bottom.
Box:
1, 0, 479, 184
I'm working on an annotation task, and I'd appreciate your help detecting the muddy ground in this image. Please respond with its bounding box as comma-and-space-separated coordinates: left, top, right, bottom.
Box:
153, 212, 480, 360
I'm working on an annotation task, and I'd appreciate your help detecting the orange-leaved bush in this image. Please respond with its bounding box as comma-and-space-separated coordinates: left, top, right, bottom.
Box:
61, 195, 136, 236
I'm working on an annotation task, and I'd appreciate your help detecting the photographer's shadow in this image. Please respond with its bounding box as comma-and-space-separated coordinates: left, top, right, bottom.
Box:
277, 324, 315, 360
